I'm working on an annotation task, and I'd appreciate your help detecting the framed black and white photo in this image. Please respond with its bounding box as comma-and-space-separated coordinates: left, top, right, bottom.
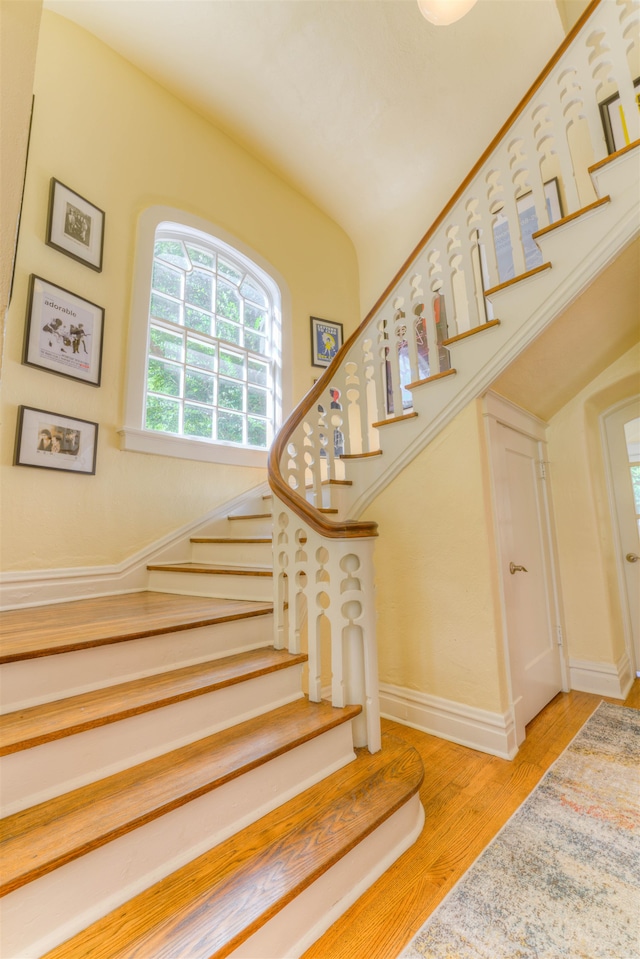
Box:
599, 79, 640, 154
14, 406, 98, 475
23, 275, 104, 385
46, 178, 105, 271
310, 316, 343, 368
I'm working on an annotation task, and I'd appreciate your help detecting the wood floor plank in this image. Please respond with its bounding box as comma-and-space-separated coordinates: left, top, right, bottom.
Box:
0, 698, 360, 896
0, 592, 273, 663
42, 736, 423, 959
0, 647, 306, 755
300, 682, 640, 959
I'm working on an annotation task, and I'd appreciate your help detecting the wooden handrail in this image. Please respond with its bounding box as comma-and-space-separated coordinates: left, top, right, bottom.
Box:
268, 0, 602, 537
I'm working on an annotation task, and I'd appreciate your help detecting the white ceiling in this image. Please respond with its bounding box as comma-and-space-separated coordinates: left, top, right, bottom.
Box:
43, 0, 569, 309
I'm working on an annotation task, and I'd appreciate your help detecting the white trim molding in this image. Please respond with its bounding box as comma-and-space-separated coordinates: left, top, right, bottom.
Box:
118, 427, 268, 467
379, 682, 518, 760
569, 652, 634, 700
0, 483, 270, 610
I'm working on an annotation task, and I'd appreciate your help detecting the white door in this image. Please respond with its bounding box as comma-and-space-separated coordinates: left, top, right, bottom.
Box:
490, 416, 564, 743
603, 398, 640, 674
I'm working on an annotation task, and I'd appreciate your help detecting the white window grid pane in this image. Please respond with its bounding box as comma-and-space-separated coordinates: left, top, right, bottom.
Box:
146, 235, 276, 448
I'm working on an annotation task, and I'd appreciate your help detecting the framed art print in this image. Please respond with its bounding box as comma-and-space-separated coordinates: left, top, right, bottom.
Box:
23, 275, 104, 386
310, 316, 343, 368
14, 406, 98, 475
599, 79, 640, 154
46, 178, 105, 271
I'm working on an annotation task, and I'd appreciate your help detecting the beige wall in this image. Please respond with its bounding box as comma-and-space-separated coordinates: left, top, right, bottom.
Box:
554, 0, 591, 34
0, 12, 360, 572
365, 399, 507, 714
367, 341, 639, 713
548, 343, 640, 667
0, 0, 42, 361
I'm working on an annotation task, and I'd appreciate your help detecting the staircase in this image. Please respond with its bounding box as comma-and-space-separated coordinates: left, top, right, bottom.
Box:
268, 0, 640, 758
0, 491, 424, 959
2, 2, 638, 955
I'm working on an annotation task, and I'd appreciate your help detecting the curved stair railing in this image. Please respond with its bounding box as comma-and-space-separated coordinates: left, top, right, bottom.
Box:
268, 0, 639, 752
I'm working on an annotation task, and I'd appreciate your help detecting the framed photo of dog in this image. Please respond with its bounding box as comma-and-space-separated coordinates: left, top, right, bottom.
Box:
23, 275, 104, 386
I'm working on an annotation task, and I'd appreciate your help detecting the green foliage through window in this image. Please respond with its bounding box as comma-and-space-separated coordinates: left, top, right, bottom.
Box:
145, 224, 277, 450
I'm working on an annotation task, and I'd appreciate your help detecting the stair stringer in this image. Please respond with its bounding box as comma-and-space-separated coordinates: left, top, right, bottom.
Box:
339, 148, 639, 520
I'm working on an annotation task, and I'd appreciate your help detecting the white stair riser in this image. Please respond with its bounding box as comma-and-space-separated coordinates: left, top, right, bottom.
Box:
1, 664, 304, 815
147, 569, 273, 601
190, 541, 273, 567
0, 617, 273, 713
230, 793, 425, 959
1, 723, 357, 959
225, 517, 273, 537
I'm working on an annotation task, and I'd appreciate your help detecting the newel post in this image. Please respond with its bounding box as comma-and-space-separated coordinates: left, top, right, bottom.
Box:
271, 501, 381, 753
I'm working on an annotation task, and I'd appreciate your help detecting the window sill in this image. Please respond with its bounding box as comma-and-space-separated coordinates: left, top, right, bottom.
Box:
118, 426, 268, 467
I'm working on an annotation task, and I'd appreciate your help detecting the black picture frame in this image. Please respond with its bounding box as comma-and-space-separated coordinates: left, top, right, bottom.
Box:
310, 316, 343, 368
23, 275, 104, 386
599, 78, 640, 155
14, 405, 98, 475
46, 178, 105, 271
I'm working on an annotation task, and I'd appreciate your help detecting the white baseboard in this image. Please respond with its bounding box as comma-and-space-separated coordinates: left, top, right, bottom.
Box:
0, 483, 271, 610
379, 682, 518, 760
569, 651, 634, 700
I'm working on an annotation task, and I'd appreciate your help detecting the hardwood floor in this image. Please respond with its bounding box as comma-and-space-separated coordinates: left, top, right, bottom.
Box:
301, 680, 640, 959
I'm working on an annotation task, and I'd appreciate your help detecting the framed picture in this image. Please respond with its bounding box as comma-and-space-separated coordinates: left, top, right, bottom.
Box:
310, 316, 343, 368
599, 79, 640, 154
23, 275, 104, 386
46, 178, 105, 271
516, 178, 564, 271
14, 406, 98, 475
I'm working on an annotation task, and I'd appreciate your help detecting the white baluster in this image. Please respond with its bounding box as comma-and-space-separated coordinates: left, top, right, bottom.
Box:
345, 361, 365, 453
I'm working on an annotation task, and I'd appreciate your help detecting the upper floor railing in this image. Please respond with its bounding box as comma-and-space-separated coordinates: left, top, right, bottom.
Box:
268, 0, 639, 750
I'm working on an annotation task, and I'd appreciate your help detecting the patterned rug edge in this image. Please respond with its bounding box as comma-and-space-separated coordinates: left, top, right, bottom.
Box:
397, 701, 640, 959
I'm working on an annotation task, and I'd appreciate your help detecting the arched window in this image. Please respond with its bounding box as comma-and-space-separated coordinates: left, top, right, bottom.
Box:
121, 209, 289, 466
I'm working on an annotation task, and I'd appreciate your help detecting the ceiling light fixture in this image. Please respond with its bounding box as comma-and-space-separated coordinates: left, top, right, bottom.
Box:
417, 0, 478, 26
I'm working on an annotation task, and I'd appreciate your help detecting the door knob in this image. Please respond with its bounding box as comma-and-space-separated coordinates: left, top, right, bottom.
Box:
509, 562, 528, 574
626, 553, 639, 563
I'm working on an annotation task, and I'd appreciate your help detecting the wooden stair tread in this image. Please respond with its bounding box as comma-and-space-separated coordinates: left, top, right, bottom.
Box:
190, 537, 272, 544
43, 735, 423, 959
146, 562, 273, 576
531, 195, 611, 240
588, 137, 640, 173
371, 412, 418, 429
0, 698, 360, 897
442, 318, 501, 346
0, 593, 273, 664
227, 512, 271, 521
484, 261, 552, 297
405, 368, 457, 391
0, 647, 306, 756
339, 449, 383, 459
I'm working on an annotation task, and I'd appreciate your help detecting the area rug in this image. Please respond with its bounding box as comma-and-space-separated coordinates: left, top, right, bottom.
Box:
399, 702, 640, 959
